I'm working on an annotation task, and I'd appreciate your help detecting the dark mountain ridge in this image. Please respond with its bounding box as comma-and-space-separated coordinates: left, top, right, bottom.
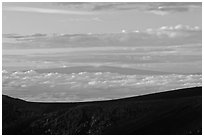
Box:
2, 86, 202, 135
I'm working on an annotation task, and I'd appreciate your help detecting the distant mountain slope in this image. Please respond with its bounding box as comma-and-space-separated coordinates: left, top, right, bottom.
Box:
2, 87, 202, 135
35, 65, 173, 75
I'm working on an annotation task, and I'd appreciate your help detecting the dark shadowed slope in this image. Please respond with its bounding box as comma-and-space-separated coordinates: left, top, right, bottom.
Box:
2, 87, 202, 135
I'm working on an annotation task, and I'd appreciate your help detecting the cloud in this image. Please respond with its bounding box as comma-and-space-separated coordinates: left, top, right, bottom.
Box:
2, 2, 201, 16
144, 24, 201, 38
3, 24, 201, 49
145, 2, 201, 15
3, 33, 47, 39
64, 17, 102, 22
147, 10, 169, 16
150, 25, 201, 38
3, 33, 47, 43
2, 69, 202, 102
3, 6, 94, 15
54, 2, 201, 15
159, 24, 201, 31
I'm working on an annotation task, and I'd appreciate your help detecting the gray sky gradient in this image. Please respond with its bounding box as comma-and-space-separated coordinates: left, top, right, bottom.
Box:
3, 2, 202, 34
2, 2, 202, 101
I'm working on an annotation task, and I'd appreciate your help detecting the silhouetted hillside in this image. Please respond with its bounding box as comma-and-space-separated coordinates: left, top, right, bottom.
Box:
2, 87, 202, 135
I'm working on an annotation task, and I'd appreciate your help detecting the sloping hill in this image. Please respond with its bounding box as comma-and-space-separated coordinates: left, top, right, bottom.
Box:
2, 87, 202, 135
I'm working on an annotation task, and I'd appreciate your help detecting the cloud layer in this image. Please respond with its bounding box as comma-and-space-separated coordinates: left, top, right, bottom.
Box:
3, 24, 201, 49
3, 2, 201, 16
3, 24, 201, 75
54, 2, 201, 15
3, 69, 202, 102
3, 5, 95, 15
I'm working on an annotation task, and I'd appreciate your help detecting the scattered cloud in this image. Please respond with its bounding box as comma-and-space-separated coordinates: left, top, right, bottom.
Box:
144, 24, 201, 38
3, 6, 94, 15
148, 10, 168, 16
3, 33, 47, 39
159, 24, 201, 31
4, 2, 200, 16
2, 69, 201, 102
3, 33, 47, 43
64, 17, 102, 22
3, 2, 202, 16
145, 2, 201, 15
53, 2, 201, 15
3, 24, 201, 49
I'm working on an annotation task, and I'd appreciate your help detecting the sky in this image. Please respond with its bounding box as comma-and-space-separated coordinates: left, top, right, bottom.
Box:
2, 2, 202, 102
2, 2, 202, 34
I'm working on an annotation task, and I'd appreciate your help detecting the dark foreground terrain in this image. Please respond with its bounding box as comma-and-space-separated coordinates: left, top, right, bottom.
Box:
2, 87, 202, 135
